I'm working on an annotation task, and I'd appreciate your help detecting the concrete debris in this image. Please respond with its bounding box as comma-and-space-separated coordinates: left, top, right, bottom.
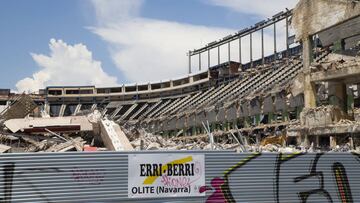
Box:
336, 119, 357, 126
0, 144, 11, 153
260, 135, 286, 146
289, 73, 304, 97
4, 116, 93, 133
311, 53, 360, 72
100, 119, 133, 151
45, 137, 85, 152
0, 94, 38, 121
129, 129, 240, 151
300, 105, 348, 127
354, 108, 360, 122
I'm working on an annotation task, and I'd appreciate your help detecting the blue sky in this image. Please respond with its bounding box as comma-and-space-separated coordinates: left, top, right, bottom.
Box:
0, 0, 298, 92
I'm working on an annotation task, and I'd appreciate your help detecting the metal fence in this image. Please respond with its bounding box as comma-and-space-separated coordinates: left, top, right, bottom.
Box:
0, 151, 359, 202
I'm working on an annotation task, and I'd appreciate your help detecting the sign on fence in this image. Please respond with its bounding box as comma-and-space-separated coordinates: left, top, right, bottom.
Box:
128, 154, 205, 198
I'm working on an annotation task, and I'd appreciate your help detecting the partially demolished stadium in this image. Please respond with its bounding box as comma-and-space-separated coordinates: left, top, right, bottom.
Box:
1, 0, 360, 153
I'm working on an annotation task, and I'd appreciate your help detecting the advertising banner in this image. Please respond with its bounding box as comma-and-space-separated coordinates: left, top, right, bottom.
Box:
128, 154, 205, 198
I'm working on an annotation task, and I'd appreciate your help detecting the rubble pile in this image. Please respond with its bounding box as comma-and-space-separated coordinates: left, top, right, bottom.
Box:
311, 53, 360, 72
354, 108, 360, 122
300, 105, 348, 127
128, 129, 239, 150
0, 94, 359, 154
0, 131, 90, 153
0, 110, 123, 153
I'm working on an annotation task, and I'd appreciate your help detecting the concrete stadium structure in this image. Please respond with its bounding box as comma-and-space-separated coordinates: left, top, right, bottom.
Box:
1, 0, 360, 148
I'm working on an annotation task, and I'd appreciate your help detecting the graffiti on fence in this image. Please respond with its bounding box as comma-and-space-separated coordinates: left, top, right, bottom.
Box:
72, 167, 105, 185
202, 153, 358, 203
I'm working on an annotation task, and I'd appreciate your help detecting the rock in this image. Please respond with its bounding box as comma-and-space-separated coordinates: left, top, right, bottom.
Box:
146, 142, 161, 150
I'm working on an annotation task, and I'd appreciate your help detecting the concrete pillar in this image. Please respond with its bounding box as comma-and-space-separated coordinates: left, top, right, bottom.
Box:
282, 111, 288, 122
303, 37, 316, 108
303, 134, 310, 148
330, 136, 337, 148
328, 82, 347, 111
296, 133, 302, 146
296, 106, 303, 119
347, 85, 354, 115
256, 134, 261, 146
315, 135, 320, 148
350, 135, 354, 150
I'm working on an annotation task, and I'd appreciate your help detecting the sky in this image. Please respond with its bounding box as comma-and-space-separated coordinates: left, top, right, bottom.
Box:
0, 0, 299, 93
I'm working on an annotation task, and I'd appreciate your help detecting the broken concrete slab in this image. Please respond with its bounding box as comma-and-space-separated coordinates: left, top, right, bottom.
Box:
4, 116, 93, 133
0, 144, 11, 153
300, 105, 348, 127
100, 119, 133, 151
0, 94, 37, 121
45, 137, 85, 152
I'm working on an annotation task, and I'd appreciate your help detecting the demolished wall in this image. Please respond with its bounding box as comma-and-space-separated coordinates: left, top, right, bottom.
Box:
292, 0, 360, 41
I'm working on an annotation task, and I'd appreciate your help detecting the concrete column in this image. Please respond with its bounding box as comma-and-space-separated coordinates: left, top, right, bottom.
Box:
303, 37, 316, 108
328, 82, 346, 111
350, 135, 354, 150
347, 85, 354, 115
303, 134, 310, 148
296, 133, 302, 146
188, 51, 192, 74
315, 135, 320, 148
256, 134, 261, 146
296, 106, 303, 119
330, 136, 337, 148
282, 110, 288, 122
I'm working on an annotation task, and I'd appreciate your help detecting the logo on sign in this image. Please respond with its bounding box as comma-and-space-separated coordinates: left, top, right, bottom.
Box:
128, 154, 205, 198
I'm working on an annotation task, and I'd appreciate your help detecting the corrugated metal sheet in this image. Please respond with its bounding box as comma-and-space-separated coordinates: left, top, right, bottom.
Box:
0, 151, 359, 202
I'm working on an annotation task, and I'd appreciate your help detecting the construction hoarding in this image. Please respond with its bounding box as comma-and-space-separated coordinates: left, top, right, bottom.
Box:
0, 151, 359, 202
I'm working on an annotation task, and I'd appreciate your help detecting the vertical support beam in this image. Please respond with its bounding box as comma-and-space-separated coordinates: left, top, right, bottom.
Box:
199, 53, 201, 71
217, 46, 220, 65
315, 135, 320, 148
228, 42, 231, 62
188, 51, 192, 74
250, 33, 253, 67
274, 23, 277, 59
256, 134, 261, 147
330, 136, 337, 149
239, 37, 242, 69
350, 134, 355, 150
303, 134, 310, 148
296, 106, 303, 119
303, 37, 316, 108
286, 16, 289, 57
347, 85, 354, 115
261, 28, 264, 64
208, 49, 210, 68
329, 82, 347, 112
282, 110, 288, 122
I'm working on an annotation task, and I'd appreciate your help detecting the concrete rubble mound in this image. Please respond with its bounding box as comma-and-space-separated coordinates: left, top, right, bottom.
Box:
300, 105, 348, 127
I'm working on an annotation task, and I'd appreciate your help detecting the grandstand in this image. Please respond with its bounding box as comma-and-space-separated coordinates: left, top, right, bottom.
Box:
2, 0, 360, 148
